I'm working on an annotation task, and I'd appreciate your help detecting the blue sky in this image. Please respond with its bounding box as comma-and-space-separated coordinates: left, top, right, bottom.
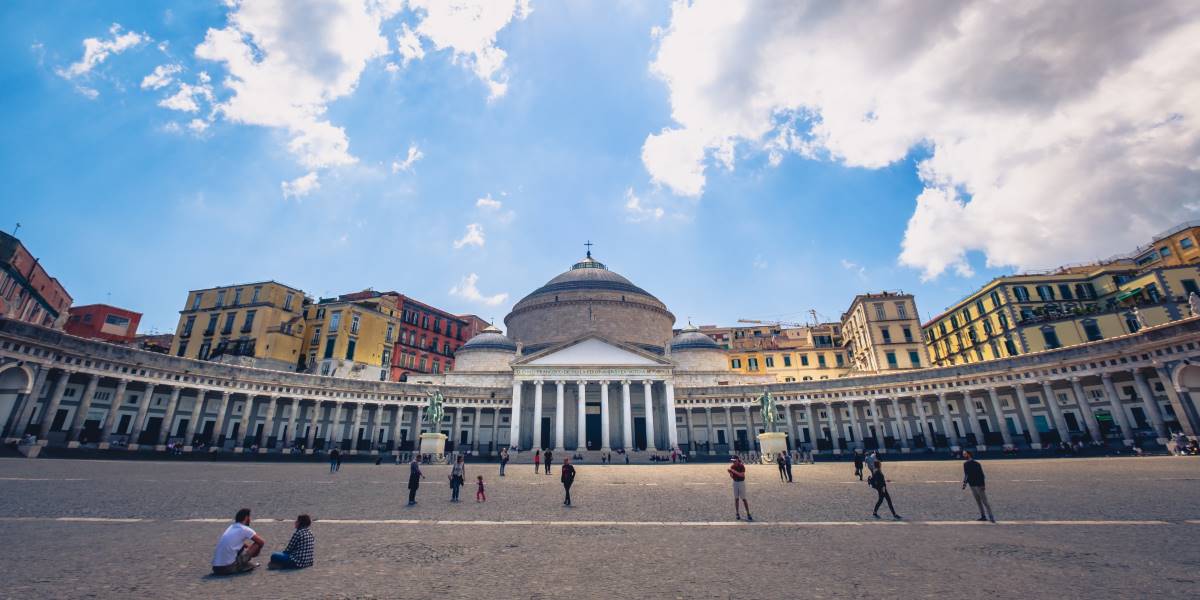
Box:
2, 1, 1195, 334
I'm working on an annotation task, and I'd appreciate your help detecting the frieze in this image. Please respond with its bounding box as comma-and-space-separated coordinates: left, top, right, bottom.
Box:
514, 366, 672, 380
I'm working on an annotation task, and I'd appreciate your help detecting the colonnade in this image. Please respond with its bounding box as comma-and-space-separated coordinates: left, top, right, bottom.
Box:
510, 379, 678, 452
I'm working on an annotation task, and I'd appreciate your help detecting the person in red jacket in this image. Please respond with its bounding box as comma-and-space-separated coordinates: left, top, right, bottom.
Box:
728, 456, 752, 521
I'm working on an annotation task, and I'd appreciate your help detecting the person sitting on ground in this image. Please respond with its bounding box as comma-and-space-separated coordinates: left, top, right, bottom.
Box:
268, 514, 314, 570
212, 508, 265, 575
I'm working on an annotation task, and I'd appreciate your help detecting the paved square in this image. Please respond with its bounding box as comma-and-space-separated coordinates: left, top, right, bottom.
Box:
1, 456, 1197, 598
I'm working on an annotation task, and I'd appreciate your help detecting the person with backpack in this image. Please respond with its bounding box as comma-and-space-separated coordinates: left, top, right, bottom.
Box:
560, 457, 576, 506
869, 464, 901, 520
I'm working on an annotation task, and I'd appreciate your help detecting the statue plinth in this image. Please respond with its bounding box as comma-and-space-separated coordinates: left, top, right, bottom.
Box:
419, 432, 447, 457
757, 431, 788, 463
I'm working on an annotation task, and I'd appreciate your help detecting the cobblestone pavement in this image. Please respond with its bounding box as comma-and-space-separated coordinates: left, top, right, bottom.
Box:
0, 456, 1197, 598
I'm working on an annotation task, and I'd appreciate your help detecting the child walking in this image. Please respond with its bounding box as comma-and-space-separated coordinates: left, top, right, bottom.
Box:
475, 475, 486, 502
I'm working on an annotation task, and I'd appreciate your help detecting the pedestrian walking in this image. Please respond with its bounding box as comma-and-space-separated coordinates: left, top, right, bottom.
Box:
864, 450, 878, 476
476, 475, 486, 502
499, 447, 509, 476
544, 448, 553, 474
533, 448, 541, 473
961, 451, 994, 522
728, 456, 753, 521
784, 450, 794, 483
561, 457, 576, 506
776, 451, 787, 482
329, 448, 341, 473
407, 456, 424, 505
853, 449, 864, 480
869, 464, 901, 520
449, 455, 466, 502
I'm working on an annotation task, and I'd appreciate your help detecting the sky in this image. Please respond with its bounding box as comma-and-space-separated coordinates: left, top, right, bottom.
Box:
2, 1, 1198, 335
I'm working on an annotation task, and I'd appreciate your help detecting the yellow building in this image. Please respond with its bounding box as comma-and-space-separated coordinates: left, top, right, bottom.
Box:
302, 290, 403, 381
1131, 221, 1200, 269
170, 281, 308, 372
840, 292, 927, 372
699, 323, 851, 382
924, 262, 1200, 366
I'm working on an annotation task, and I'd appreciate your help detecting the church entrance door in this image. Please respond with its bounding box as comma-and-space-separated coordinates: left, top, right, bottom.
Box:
586, 414, 601, 449
539, 417, 551, 450
634, 417, 647, 450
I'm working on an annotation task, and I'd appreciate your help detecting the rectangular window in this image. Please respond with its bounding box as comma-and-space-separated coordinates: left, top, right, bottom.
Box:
1013, 286, 1030, 302
419, 356, 427, 371
386, 324, 394, 342
181, 316, 195, 337
880, 327, 892, 343
381, 348, 391, 368
221, 313, 236, 335
747, 358, 759, 371
874, 303, 886, 320
730, 359, 742, 369
765, 356, 775, 368
800, 354, 809, 366
191, 293, 202, 310
1182, 279, 1200, 296
199, 341, 211, 360
1057, 284, 1073, 300
975, 300, 984, 316
836, 353, 845, 367
902, 327, 913, 343
324, 336, 336, 359
1181, 237, 1195, 249
998, 313, 1008, 329
1004, 338, 1018, 356
350, 313, 361, 335
311, 326, 321, 345
896, 303, 908, 319
233, 288, 243, 305
215, 290, 226, 307
1041, 326, 1061, 349
176, 340, 188, 357
1082, 320, 1102, 341
329, 311, 342, 331
1160, 245, 1172, 257
316, 307, 325, 320
989, 291, 1001, 308
1036, 285, 1054, 301
886, 352, 898, 368
346, 338, 356, 361
818, 354, 827, 368
284, 293, 294, 311
204, 315, 218, 336
241, 310, 256, 333
252, 286, 261, 303
782, 354, 792, 367
908, 350, 921, 367
950, 315, 959, 329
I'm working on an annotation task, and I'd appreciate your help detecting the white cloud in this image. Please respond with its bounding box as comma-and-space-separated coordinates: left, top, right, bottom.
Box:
57, 23, 149, 80
449, 273, 509, 306
391, 143, 424, 172
194, 0, 403, 171
453, 223, 485, 248
141, 64, 182, 90
645, 1, 1200, 278
623, 188, 664, 222
476, 194, 501, 209
187, 118, 209, 133
396, 23, 425, 66
840, 259, 867, 280
158, 76, 214, 113
281, 171, 320, 200
405, 0, 532, 98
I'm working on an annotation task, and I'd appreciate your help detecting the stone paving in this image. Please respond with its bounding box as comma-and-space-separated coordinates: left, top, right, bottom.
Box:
0, 456, 1197, 598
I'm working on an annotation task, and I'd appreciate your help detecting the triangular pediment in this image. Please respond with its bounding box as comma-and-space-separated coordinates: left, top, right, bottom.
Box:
516, 335, 670, 366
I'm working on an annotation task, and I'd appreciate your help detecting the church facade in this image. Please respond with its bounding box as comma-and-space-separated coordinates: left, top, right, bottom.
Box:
2, 253, 1200, 457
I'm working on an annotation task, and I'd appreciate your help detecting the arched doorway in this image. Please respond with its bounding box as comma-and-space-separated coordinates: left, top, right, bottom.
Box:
1171, 363, 1200, 435
0, 363, 35, 437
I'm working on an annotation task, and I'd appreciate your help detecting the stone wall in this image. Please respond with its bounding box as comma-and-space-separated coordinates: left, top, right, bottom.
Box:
505, 294, 674, 350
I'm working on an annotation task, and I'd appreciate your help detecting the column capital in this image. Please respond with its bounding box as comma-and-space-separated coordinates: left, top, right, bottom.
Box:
599, 379, 610, 385
576, 380, 587, 386
1100, 371, 1113, 381
621, 379, 631, 386
555, 380, 565, 387
534, 379, 544, 386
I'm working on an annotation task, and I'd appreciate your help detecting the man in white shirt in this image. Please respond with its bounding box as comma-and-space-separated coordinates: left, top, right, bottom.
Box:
211, 508, 266, 575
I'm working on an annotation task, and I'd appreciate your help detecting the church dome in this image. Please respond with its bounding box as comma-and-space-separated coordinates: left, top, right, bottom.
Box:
457, 324, 518, 353
504, 252, 675, 353
452, 324, 517, 372
670, 329, 722, 352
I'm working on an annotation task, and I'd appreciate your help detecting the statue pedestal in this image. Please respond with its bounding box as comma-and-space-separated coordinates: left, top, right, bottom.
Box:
419, 433, 447, 457
757, 432, 788, 463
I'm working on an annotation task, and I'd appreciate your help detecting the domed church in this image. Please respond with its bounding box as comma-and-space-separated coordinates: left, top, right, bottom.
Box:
447, 251, 770, 453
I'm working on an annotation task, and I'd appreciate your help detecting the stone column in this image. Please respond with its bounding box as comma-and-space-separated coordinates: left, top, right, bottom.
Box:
489, 407, 499, 453
1131, 369, 1167, 441
39, 369, 75, 441
846, 400, 862, 450
508, 384, 523, 451
890, 397, 909, 450
683, 407, 693, 453
913, 395, 930, 446
327, 401, 344, 448
962, 392, 986, 451
235, 394, 254, 450
783, 403, 796, 451
665, 381, 679, 450
98, 379, 130, 447
642, 380, 657, 451
352, 402, 366, 452
554, 380, 566, 452
6, 365, 48, 440
471, 407, 482, 454
725, 405, 735, 453
128, 383, 156, 449
1069, 378, 1103, 443
1158, 365, 1198, 436
210, 391, 233, 448
826, 402, 839, 453
183, 391, 207, 449
305, 401, 320, 450
66, 374, 100, 443
532, 380, 544, 450
576, 380, 587, 451
285, 398, 300, 449
811, 403, 820, 451
1040, 381, 1072, 442
262, 396, 279, 450
621, 380, 633, 450
1100, 373, 1134, 446
599, 381, 611, 452
868, 399, 884, 452
704, 407, 715, 454
392, 405, 405, 453
987, 388, 1013, 448
156, 387, 183, 448
936, 392, 958, 450
1014, 385, 1042, 449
